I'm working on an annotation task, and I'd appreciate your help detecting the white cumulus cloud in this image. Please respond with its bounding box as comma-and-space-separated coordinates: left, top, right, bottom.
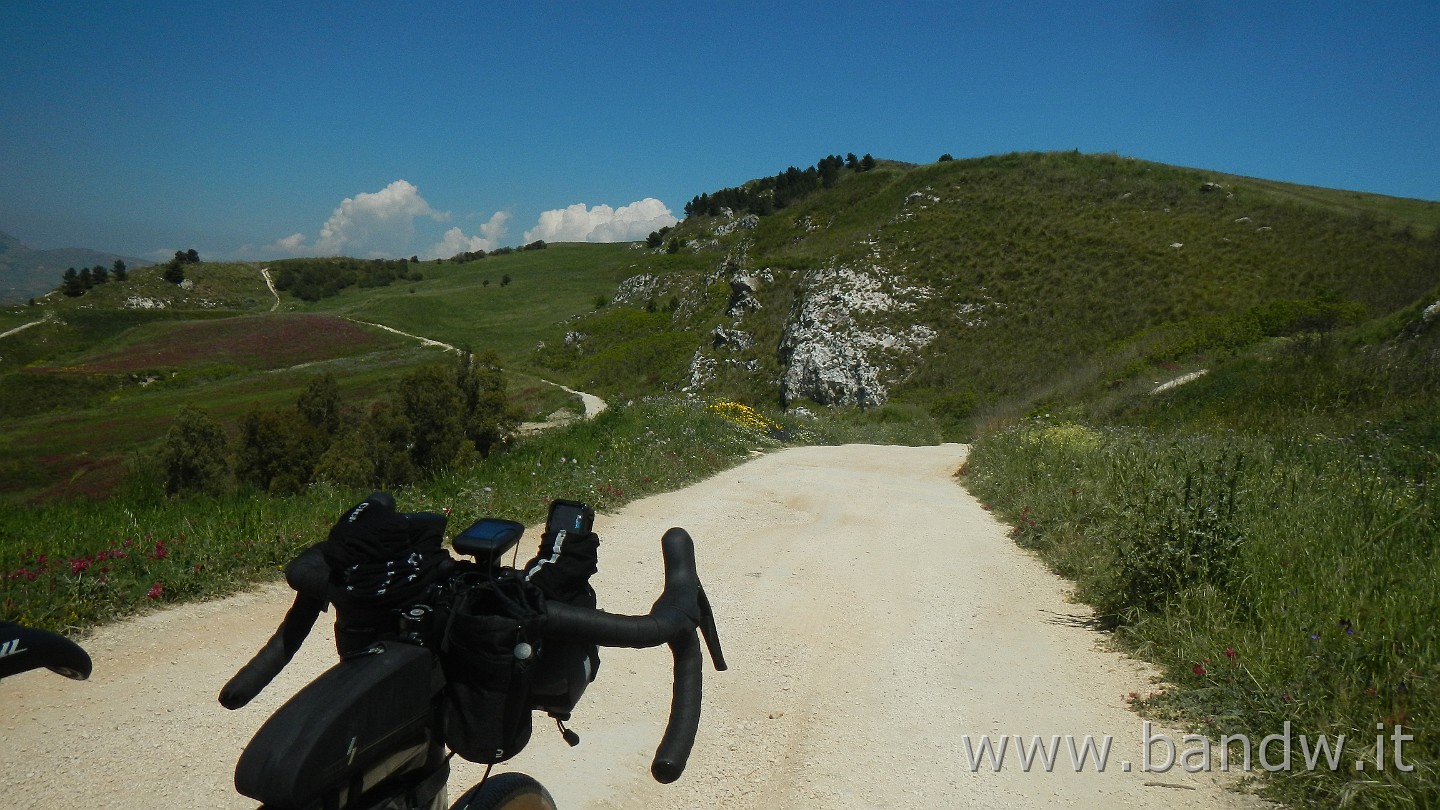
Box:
425, 212, 512, 259
313, 179, 448, 257
523, 198, 678, 244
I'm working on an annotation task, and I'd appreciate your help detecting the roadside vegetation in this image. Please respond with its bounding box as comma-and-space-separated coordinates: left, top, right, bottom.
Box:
0, 397, 784, 633
960, 294, 1439, 806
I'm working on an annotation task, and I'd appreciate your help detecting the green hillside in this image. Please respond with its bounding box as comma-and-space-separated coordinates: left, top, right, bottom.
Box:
531, 151, 1439, 426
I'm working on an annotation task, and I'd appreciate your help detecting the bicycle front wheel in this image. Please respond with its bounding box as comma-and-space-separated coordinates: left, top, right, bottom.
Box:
450, 772, 558, 810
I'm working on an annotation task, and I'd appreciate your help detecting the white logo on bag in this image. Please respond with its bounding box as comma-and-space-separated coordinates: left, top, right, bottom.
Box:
0, 638, 28, 659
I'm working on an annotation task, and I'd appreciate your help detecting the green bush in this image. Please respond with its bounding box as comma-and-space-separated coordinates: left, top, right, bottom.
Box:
159, 405, 232, 496
1101, 451, 1245, 620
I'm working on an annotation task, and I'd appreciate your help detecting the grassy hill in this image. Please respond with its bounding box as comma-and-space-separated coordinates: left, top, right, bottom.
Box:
529, 151, 1438, 428
7, 151, 1433, 504
0, 230, 151, 304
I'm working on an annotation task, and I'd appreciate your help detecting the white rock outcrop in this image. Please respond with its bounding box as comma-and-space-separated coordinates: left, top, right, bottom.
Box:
778, 259, 937, 407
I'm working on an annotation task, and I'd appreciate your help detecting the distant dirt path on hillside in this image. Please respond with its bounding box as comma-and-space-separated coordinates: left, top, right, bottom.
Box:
259, 267, 280, 312
344, 317, 607, 424
0, 444, 1261, 809
0, 313, 51, 340
346, 317, 460, 352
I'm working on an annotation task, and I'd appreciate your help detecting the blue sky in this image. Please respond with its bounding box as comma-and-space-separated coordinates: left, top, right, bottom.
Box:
2, 1, 1437, 262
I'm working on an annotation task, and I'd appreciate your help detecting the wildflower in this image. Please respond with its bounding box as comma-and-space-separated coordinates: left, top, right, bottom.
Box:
1225, 646, 1237, 660
1193, 663, 1207, 677
1338, 618, 1354, 635
70, 558, 92, 575
145, 582, 164, 600
151, 541, 169, 561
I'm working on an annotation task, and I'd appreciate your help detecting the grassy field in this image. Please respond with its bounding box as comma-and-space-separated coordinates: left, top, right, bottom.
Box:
0, 246, 656, 502
297, 243, 646, 366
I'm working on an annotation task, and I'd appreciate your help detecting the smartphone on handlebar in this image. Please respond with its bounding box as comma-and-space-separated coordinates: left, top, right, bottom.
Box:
546, 498, 594, 537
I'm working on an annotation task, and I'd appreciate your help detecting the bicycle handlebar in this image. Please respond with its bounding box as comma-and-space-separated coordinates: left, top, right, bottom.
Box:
0, 621, 92, 681
219, 522, 726, 785
545, 527, 726, 783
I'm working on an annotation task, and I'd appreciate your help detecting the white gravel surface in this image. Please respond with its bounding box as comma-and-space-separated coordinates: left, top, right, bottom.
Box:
0, 444, 1263, 808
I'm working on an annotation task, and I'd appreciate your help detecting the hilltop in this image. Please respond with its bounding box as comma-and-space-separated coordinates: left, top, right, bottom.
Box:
0, 230, 150, 304
534, 151, 1439, 435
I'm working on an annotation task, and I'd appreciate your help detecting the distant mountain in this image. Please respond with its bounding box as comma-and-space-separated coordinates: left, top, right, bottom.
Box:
0, 230, 151, 304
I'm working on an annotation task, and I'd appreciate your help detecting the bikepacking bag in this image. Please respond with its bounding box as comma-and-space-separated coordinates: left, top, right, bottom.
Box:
439, 572, 545, 764
234, 642, 447, 810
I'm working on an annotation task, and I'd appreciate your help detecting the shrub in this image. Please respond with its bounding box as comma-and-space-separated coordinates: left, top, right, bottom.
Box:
159, 405, 231, 496
1100, 452, 1245, 620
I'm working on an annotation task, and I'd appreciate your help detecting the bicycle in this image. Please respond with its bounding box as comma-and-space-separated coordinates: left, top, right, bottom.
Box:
218, 494, 727, 810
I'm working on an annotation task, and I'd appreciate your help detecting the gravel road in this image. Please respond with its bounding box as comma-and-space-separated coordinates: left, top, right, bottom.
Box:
0, 444, 1262, 808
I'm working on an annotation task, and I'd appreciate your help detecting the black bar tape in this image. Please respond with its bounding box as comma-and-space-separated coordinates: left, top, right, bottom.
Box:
218, 592, 324, 709
651, 631, 703, 783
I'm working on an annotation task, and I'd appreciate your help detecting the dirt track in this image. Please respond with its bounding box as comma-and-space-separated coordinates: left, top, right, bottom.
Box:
0, 444, 1261, 808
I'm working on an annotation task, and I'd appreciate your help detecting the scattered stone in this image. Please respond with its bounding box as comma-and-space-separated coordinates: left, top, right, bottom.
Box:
714, 214, 759, 237
727, 276, 762, 317
712, 326, 755, 351
611, 274, 660, 306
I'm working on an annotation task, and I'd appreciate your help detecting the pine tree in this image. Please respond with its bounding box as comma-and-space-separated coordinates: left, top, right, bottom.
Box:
61, 268, 85, 297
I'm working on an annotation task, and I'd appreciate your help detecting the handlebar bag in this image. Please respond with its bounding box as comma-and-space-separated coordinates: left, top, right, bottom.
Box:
439, 572, 545, 764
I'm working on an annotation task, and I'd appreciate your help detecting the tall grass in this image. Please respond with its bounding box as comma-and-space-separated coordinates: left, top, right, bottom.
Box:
963, 420, 1438, 807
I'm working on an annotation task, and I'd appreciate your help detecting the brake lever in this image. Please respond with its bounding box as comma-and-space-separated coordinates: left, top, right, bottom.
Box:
695, 585, 727, 672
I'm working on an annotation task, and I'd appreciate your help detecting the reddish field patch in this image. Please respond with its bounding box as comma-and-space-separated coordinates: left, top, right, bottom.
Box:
56, 314, 398, 373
